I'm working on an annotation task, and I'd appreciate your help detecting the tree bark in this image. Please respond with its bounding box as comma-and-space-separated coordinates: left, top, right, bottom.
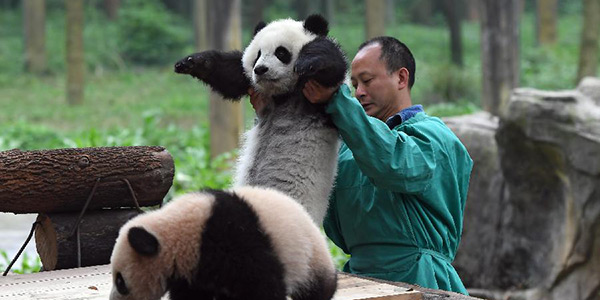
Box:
439, 0, 464, 67
208, 0, 243, 159
537, 0, 557, 45
385, 0, 395, 28
576, 0, 600, 83
23, 0, 46, 74
365, 0, 386, 39
0, 146, 174, 213
466, 0, 479, 21
248, 0, 264, 29
193, 0, 209, 51
103, 0, 120, 20
480, 0, 521, 117
66, 0, 85, 105
35, 209, 140, 270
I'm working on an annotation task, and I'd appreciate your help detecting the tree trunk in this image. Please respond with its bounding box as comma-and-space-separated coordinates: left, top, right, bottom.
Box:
103, 0, 120, 20
323, 0, 335, 25
466, 0, 479, 21
537, 0, 557, 45
208, 0, 243, 159
480, 0, 521, 117
439, 0, 464, 67
193, 0, 209, 51
248, 0, 264, 29
23, 0, 46, 74
66, 0, 84, 105
35, 210, 140, 270
365, 0, 386, 39
576, 0, 600, 83
385, 0, 395, 28
0, 146, 174, 213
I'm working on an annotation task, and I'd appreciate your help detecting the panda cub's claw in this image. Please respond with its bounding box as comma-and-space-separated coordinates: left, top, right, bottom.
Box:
174, 52, 214, 79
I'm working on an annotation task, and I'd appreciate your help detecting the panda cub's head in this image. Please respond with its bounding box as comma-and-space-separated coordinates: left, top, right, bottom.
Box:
242, 14, 329, 97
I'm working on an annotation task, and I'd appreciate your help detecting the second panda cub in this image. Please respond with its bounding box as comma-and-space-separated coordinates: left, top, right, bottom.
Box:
175, 15, 347, 225
110, 186, 337, 300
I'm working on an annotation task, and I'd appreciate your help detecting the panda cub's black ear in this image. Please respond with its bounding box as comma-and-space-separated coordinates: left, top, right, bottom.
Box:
254, 21, 266, 36
304, 14, 329, 36
128, 227, 159, 256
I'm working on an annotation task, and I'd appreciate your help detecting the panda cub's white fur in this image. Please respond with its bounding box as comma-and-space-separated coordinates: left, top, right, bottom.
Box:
110, 186, 337, 300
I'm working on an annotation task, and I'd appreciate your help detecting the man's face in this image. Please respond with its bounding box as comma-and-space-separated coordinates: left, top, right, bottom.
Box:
350, 44, 402, 121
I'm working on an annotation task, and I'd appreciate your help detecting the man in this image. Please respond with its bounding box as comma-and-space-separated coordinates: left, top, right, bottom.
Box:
252, 36, 473, 294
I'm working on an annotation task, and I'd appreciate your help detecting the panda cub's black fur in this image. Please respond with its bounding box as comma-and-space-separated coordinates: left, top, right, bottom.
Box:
174, 14, 347, 225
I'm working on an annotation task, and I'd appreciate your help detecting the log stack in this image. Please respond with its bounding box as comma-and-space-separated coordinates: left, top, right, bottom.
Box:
0, 146, 175, 271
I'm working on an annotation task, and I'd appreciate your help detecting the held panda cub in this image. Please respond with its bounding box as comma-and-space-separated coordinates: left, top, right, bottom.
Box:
110, 186, 337, 300
174, 14, 347, 225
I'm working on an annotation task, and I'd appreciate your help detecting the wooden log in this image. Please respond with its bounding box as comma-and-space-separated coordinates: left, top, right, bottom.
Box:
35, 209, 141, 271
0, 146, 174, 213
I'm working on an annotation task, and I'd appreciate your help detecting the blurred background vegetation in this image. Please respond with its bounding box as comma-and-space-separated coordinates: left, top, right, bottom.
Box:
0, 0, 597, 273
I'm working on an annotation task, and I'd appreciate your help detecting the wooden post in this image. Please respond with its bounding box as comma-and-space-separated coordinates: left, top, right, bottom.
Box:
208, 0, 243, 159
23, 0, 47, 74
0, 146, 174, 213
365, 0, 386, 39
66, 0, 84, 105
479, 0, 521, 116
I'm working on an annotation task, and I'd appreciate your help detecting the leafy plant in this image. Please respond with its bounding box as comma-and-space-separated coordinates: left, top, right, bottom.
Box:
118, 0, 190, 65
0, 250, 42, 275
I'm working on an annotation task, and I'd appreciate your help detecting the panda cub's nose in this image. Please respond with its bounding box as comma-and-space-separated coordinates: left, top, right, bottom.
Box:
254, 65, 268, 75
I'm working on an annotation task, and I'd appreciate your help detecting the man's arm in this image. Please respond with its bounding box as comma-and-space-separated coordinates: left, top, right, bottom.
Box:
305, 82, 436, 194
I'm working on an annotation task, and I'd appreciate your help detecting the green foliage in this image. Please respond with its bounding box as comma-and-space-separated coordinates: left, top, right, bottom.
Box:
0, 250, 42, 275
118, 0, 190, 66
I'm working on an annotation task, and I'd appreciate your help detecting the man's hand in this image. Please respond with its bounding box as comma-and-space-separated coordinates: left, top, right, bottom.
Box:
249, 88, 267, 116
303, 80, 337, 104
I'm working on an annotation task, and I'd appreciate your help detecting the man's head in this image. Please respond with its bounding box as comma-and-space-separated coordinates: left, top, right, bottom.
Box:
350, 36, 415, 121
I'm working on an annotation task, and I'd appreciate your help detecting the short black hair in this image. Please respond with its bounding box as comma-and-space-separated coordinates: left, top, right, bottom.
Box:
358, 36, 416, 88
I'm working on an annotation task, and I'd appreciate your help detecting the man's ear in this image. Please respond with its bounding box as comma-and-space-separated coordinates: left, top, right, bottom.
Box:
397, 67, 410, 90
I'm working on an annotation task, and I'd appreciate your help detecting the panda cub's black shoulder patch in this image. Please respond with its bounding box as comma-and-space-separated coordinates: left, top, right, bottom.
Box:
190, 189, 287, 298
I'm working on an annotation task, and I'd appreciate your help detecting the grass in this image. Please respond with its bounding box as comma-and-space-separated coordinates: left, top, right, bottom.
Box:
0, 5, 595, 272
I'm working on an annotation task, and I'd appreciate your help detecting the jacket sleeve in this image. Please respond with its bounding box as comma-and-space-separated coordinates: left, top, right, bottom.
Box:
325, 84, 436, 194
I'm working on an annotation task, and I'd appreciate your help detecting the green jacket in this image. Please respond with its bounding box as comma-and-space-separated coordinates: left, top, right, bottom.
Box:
323, 85, 473, 294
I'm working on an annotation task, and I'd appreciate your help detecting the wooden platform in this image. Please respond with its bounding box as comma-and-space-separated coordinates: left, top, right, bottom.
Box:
0, 265, 422, 300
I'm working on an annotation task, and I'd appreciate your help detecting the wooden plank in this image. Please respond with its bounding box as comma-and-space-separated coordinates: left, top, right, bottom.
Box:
0, 265, 422, 300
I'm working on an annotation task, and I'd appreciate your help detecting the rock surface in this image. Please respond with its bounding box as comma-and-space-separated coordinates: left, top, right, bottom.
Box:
447, 77, 600, 300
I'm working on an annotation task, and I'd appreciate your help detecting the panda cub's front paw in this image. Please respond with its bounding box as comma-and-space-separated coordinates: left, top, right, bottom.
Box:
294, 57, 326, 78
174, 52, 215, 79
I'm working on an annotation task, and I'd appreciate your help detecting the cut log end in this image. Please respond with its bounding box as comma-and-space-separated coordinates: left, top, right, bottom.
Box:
35, 210, 140, 271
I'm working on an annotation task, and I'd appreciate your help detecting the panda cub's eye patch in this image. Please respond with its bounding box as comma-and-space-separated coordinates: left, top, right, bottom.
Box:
116, 272, 129, 295
254, 50, 261, 66
275, 46, 291, 64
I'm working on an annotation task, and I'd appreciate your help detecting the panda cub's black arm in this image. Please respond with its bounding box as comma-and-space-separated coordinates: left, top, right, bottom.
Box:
294, 37, 347, 88
174, 50, 251, 100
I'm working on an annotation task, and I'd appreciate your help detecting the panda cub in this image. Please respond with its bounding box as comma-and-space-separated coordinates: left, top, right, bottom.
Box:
174, 14, 347, 225
110, 186, 337, 300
